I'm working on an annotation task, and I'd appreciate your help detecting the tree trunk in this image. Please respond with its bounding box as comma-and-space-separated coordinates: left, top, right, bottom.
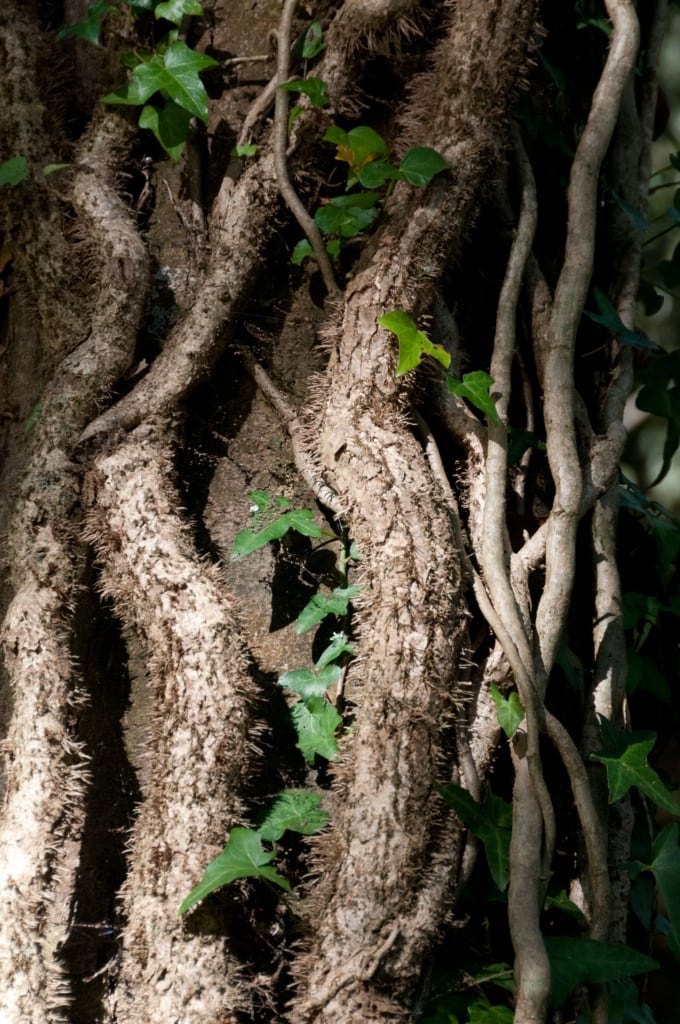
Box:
0, 1, 669, 1023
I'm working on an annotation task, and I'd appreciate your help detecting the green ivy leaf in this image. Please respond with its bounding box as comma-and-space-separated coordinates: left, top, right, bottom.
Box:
622, 591, 668, 629
301, 21, 325, 58
139, 99, 192, 161
291, 238, 314, 265
611, 190, 648, 232
231, 504, 324, 560
639, 822, 680, 962
57, 0, 116, 44
325, 125, 389, 185
178, 828, 291, 913
467, 1001, 514, 1024
278, 664, 341, 701
0, 156, 28, 187
291, 698, 342, 762
592, 719, 680, 815
397, 147, 449, 186
155, 0, 203, 25
358, 158, 401, 189
490, 683, 524, 738
446, 370, 499, 424
507, 427, 546, 466
545, 936, 658, 1009
436, 783, 512, 892
323, 124, 348, 146
278, 76, 328, 108
343, 126, 389, 165
231, 143, 258, 157
635, 350, 680, 486
43, 164, 72, 176
123, 0, 155, 8
315, 194, 381, 237
379, 310, 451, 374
584, 288, 658, 350
315, 632, 354, 670
23, 401, 42, 434
103, 41, 218, 122
296, 585, 362, 634
257, 789, 330, 841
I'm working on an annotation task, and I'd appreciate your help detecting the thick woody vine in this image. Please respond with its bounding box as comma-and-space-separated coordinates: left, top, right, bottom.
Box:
1, 2, 680, 1024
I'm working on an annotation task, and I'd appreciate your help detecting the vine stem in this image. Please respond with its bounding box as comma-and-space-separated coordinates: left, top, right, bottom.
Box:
273, 0, 340, 297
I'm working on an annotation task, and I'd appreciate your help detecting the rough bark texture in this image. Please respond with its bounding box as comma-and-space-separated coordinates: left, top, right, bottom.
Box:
0, 1, 668, 1023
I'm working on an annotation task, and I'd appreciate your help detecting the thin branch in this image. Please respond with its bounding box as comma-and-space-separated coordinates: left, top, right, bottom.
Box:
481, 126, 537, 676
534, 0, 640, 678
273, 0, 340, 296
543, 711, 610, 941
239, 349, 342, 514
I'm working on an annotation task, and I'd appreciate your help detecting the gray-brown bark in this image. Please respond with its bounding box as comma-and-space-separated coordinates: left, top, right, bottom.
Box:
0, 1, 664, 1022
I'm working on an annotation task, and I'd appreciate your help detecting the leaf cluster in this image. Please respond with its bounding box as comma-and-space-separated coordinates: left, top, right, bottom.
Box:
58, 0, 215, 160
379, 310, 499, 425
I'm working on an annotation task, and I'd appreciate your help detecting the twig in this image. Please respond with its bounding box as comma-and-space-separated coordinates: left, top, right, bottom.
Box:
237, 75, 278, 148
534, 0, 639, 680
224, 54, 271, 66
273, 0, 340, 297
239, 349, 342, 514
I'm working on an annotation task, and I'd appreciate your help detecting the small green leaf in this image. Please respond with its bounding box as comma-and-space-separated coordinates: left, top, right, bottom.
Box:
467, 1001, 514, 1024
584, 288, 658, 350
592, 719, 680, 815
296, 585, 362, 634
611, 191, 648, 232
179, 828, 291, 913
57, 0, 116, 44
43, 163, 72, 176
640, 822, 680, 962
139, 100, 192, 161
291, 698, 342, 762
623, 591, 667, 629
230, 143, 258, 157
315, 195, 381, 237
576, 17, 612, 34
490, 683, 524, 738
278, 76, 328, 108
635, 351, 680, 486
315, 633, 354, 670
545, 936, 658, 1010
446, 370, 499, 424
436, 783, 512, 892
291, 238, 314, 265
379, 310, 451, 374
103, 41, 217, 122
357, 158, 401, 189
278, 664, 341, 701
0, 157, 28, 186
323, 124, 348, 146
155, 0, 203, 25
257, 789, 330, 841
507, 427, 546, 466
285, 508, 326, 537
397, 147, 449, 186
23, 401, 42, 434
301, 21, 325, 58
231, 504, 324, 560
231, 517, 291, 559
